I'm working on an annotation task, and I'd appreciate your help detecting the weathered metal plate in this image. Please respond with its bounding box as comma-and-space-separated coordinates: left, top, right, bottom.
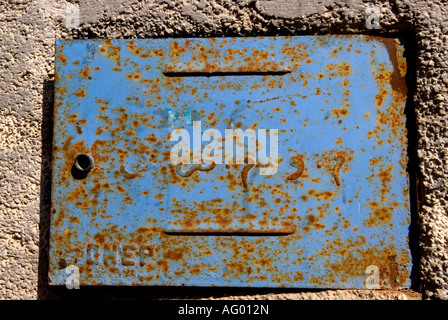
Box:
50, 36, 412, 288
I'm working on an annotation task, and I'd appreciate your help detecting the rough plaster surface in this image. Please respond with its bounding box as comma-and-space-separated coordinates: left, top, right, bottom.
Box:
209, 289, 422, 300
0, 0, 446, 300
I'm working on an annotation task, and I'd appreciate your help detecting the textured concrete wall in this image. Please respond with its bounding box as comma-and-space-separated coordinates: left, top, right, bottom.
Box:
0, 0, 447, 300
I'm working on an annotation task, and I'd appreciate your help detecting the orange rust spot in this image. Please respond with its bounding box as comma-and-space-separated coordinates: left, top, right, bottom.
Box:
154, 193, 163, 200
315, 191, 335, 201
66, 185, 88, 202
331, 108, 349, 117
69, 216, 80, 223
168, 41, 187, 58
163, 249, 183, 261
216, 216, 232, 227
375, 88, 388, 107
116, 185, 126, 193
369, 157, 381, 166
57, 53, 67, 65
190, 265, 202, 275
306, 214, 316, 223
99, 42, 122, 68
305, 214, 325, 230
207, 112, 216, 121
326, 62, 351, 77
250, 122, 258, 130
80, 66, 91, 78
93, 234, 106, 244
73, 88, 87, 98
365, 207, 392, 227
369, 201, 379, 209
378, 165, 394, 202
157, 260, 169, 273
52, 208, 67, 227
152, 49, 164, 57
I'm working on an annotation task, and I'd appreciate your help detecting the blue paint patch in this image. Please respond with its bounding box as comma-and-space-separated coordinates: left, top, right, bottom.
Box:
50, 36, 412, 289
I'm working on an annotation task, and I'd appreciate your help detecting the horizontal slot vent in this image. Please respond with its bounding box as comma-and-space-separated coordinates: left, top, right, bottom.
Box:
163, 71, 291, 77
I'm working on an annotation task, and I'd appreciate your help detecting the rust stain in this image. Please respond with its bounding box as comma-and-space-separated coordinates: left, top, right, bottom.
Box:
365, 206, 392, 227
120, 165, 144, 180
326, 61, 351, 77
320, 239, 405, 289
57, 51, 67, 65
332, 152, 346, 186
307, 189, 336, 201
80, 66, 91, 79
99, 40, 122, 68
331, 108, 349, 117
241, 157, 255, 189
73, 88, 87, 98
177, 162, 217, 178
287, 154, 305, 181
163, 249, 184, 261
365, 36, 407, 145
376, 37, 407, 100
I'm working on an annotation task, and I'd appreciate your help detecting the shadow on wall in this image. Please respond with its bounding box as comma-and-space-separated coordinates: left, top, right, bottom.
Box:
38, 79, 54, 300
401, 32, 422, 296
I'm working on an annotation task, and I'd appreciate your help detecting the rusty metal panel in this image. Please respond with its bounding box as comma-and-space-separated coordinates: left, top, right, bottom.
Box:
50, 36, 412, 288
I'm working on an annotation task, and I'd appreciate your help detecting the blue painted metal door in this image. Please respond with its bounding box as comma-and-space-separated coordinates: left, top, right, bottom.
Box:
50, 36, 411, 288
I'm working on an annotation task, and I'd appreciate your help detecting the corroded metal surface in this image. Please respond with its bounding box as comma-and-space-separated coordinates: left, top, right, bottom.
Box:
49, 36, 411, 288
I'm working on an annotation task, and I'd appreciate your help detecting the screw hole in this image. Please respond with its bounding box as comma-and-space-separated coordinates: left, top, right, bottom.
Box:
72, 153, 94, 179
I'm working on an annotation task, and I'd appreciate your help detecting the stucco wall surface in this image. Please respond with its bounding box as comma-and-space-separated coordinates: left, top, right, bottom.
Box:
0, 0, 447, 300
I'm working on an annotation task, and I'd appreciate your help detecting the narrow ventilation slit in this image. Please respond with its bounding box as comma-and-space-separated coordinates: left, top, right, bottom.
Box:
163, 231, 294, 236
163, 71, 291, 77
